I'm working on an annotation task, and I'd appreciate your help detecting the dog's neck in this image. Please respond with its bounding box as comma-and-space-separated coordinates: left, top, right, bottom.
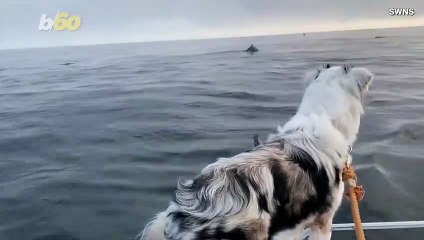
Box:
270, 111, 359, 168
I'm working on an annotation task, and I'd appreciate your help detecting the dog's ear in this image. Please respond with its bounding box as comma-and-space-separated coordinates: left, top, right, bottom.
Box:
304, 67, 321, 86
352, 67, 374, 92
343, 64, 353, 73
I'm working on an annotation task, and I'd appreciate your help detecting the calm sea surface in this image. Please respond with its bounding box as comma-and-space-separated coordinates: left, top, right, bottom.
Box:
1, 27, 424, 240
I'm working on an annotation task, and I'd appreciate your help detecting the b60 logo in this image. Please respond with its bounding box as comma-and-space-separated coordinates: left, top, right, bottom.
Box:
39, 12, 81, 31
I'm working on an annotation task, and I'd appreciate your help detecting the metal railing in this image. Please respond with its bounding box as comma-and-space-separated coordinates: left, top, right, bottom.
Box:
301, 221, 424, 240
333, 221, 424, 231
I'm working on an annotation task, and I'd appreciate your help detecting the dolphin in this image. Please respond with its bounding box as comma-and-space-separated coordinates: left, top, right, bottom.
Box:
246, 44, 258, 53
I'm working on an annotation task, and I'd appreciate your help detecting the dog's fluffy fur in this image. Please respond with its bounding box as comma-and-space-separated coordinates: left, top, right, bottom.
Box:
139, 64, 374, 240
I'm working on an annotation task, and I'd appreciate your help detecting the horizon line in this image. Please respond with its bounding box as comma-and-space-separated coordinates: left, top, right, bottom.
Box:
1, 24, 423, 51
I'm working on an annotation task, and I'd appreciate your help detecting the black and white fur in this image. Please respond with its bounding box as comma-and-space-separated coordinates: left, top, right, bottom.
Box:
139, 64, 374, 240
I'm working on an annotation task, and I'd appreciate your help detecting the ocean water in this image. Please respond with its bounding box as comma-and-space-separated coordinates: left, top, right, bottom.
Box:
1, 27, 424, 240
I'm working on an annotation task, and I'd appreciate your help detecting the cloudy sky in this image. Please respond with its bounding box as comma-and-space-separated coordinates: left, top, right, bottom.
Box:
1, 0, 423, 49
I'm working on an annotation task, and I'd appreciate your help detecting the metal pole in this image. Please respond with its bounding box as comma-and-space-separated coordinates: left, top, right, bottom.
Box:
333, 221, 424, 231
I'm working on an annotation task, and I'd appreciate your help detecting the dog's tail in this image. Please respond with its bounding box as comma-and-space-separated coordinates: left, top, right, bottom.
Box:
137, 212, 167, 240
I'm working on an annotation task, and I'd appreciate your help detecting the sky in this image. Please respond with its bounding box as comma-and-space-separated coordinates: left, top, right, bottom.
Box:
1, 0, 424, 49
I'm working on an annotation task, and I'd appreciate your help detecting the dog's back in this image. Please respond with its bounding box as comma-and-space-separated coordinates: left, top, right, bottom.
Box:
140, 140, 339, 240
141, 147, 276, 240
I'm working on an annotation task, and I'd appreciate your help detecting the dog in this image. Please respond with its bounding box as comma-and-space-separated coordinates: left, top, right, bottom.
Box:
139, 64, 374, 240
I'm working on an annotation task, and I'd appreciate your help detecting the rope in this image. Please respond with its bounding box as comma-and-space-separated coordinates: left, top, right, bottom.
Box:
342, 163, 366, 240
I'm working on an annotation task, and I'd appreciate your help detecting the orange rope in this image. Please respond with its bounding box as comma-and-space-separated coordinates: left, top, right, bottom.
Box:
342, 163, 366, 240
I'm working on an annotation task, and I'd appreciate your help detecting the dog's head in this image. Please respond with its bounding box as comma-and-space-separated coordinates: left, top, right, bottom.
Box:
304, 64, 374, 98
300, 64, 374, 144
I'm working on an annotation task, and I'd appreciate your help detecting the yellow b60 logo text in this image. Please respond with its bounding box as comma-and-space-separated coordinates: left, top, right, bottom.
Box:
39, 12, 81, 31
